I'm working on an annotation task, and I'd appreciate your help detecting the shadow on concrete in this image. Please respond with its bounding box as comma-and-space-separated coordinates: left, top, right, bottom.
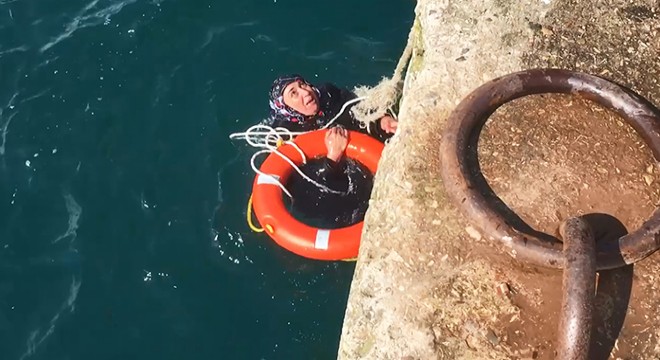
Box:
464, 123, 559, 244
582, 213, 633, 360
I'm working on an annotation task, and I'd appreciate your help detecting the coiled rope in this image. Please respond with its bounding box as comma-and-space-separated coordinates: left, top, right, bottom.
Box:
229, 97, 365, 198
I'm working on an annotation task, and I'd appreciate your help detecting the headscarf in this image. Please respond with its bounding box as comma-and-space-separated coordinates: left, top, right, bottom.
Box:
268, 74, 322, 124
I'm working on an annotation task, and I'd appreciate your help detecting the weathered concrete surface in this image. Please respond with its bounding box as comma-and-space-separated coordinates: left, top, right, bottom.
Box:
339, 0, 660, 359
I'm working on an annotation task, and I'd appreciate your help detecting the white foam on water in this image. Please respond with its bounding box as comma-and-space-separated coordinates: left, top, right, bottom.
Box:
253, 34, 273, 43
199, 26, 227, 51
19, 277, 81, 360
63, 277, 82, 312
40, 0, 138, 52
35, 56, 60, 70
306, 51, 335, 61
10, 187, 17, 205
211, 228, 253, 266
17, 193, 83, 357
345, 34, 385, 48
140, 192, 153, 209
142, 269, 175, 286
0, 97, 19, 156
235, 20, 259, 27
20, 89, 51, 105
53, 193, 82, 244
0, 45, 29, 57
198, 20, 260, 51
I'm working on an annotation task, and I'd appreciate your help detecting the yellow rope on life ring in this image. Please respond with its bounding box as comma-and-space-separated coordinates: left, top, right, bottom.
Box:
246, 135, 280, 233
246, 195, 264, 232
249, 194, 358, 260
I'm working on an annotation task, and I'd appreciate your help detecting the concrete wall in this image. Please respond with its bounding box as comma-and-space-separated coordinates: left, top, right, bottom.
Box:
338, 0, 660, 359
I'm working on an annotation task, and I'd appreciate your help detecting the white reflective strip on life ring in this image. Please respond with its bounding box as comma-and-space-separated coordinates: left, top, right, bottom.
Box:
314, 230, 330, 250
257, 174, 281, 185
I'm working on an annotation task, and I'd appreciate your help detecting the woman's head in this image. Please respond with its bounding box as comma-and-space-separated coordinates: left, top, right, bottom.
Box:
269, 75, 320, 122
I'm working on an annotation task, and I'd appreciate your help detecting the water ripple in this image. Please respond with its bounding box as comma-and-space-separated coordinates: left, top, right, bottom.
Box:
198, 20, 260, 51
16, 192, 83, 359
52, 193, 82, 244
0, 45, 29, 58
40, 0, 137, 52
19, 89, 51, 105
199, 26, 227, 51
211, 228, 253, 266
0, 92, 19, 157
305, 51, 335, 61
18, 277, 81, 360
0, 111, 17, 156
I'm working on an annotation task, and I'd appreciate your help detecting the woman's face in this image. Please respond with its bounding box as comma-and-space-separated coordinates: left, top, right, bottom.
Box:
282, 80, 319, 116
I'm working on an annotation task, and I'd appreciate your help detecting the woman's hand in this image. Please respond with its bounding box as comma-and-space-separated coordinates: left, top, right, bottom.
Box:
325, 127, 349, 162
380, 114, 398, 134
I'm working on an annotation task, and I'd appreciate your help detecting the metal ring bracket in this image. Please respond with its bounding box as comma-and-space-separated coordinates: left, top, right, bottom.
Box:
439, 68, 660, 270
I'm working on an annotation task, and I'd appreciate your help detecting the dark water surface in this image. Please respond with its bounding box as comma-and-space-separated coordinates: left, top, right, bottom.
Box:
0, 1, 414, 359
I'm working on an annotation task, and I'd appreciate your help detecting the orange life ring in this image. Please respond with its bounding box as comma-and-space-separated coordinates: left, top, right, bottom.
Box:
251, 129, 384, 261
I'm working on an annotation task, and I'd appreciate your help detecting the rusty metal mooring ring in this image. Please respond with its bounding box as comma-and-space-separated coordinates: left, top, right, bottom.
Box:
557, 217, 596, 359
439, 68, 660, 270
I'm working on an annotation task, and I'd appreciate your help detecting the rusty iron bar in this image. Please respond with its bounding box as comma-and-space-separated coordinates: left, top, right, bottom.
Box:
439, 68, 660, 270
557, 217, 596, 360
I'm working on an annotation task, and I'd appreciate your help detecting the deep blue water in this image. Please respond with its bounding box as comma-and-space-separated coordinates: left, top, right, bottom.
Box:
0, 1, 414, 359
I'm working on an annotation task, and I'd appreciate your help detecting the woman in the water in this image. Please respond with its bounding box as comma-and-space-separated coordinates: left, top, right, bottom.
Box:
264, 74, 398, 227
266, 74, 398, 160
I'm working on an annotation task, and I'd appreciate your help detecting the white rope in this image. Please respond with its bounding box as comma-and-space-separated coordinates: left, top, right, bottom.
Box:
230, 97, 366, 198
284, 140, 307, 165
228, 97, 365, 143
250, 150, 293, 198
350, 20, 413, 127
250, 147, 344, 196
320, 97, 364, 129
